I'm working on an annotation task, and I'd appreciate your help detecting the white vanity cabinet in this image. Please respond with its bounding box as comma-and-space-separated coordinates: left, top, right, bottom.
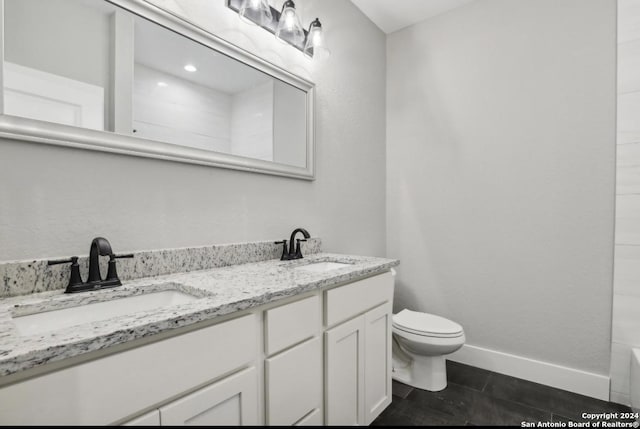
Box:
324, 272, 394, 426
0, 270, 394, 426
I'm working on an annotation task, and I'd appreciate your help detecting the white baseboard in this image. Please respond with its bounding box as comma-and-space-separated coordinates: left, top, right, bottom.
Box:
449, 344, 610, 401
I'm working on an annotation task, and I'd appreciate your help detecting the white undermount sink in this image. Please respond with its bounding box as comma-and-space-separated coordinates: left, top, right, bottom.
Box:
12, 290, 199, 336
294, 261, 352, 273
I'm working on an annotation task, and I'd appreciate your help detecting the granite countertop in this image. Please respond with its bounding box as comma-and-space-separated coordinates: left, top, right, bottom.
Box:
0, 253, 399, 378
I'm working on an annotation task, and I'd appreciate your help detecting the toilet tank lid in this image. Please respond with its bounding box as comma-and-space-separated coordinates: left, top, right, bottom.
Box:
393, 309, 464, 336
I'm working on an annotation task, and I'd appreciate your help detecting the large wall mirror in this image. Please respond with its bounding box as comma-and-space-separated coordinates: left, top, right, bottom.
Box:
0, 0, 315, 179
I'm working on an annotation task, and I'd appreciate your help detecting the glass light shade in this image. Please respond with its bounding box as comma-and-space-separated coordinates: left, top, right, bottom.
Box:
275, 0, 305, 46
303, 18, 330, 59
239, 0, 272, 26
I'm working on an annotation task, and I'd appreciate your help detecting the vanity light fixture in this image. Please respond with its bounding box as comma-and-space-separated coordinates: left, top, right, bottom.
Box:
303, 18, 329, 59
184, 64, 197, 72
227, 0, 328, 59
275, 0, 305, 46
239, 0, 272, 26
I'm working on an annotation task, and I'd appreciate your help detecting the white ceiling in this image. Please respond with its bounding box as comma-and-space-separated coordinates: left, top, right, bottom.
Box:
349, 0, 475, 34
134, 17, 271, 94
79, 0, 271, 94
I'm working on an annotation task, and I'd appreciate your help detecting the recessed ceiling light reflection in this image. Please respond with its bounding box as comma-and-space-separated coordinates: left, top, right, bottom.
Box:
184, 64, 197, 72
157, 81, 168, 87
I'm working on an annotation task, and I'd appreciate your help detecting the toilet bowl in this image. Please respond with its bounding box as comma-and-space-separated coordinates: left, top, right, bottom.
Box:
392, 309, 465, 392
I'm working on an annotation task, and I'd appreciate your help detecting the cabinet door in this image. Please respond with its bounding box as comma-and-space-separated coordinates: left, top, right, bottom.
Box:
265, 336, 322, 425
325, 315, 365, 426
123, 409, 160, 426
159, 367, 259, 426
364, 303, 393, 425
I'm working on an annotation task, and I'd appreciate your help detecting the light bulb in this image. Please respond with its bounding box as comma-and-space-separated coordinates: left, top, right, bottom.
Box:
284, 10, 295, 29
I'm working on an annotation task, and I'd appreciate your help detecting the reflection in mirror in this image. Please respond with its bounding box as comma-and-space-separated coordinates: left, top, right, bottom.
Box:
131, 17, 307, 167
2, 0, 311, 172
3, 0, 112, 130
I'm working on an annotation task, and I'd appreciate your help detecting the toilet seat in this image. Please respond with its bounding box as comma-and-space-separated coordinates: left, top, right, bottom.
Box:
393, 309, 464, 338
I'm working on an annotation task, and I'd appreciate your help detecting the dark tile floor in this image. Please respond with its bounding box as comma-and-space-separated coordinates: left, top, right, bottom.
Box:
373, 360, 635, 427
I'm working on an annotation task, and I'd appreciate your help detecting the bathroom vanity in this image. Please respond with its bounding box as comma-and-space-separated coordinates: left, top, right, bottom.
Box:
0, 252, 398, 426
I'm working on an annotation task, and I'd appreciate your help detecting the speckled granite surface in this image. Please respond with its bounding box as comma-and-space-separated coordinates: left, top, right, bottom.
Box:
0, 252, 398, 378
0, 238, 322, 298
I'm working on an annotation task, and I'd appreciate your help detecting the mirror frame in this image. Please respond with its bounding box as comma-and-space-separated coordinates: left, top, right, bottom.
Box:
0, 0, 316, 180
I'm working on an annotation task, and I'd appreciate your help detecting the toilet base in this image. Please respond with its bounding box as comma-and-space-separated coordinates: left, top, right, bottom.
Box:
392, 354, 448, 392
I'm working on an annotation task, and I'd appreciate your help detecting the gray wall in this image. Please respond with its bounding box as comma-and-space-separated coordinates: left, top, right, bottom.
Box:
386, 0, 616, 374
0, 0, 387, 261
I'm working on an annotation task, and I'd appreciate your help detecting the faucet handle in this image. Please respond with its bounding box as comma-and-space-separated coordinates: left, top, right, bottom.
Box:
106, 253, 134, 283
47, 256, 77, 266
48, 256, 84, 290
275, 240, 290, 261
113, 253, 134, 259
294, 239, 307, 259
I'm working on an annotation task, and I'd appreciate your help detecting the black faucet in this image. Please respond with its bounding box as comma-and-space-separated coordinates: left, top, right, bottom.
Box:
275, 228, 311, 260
88, 237, 114, 283
48, 237, 133, 293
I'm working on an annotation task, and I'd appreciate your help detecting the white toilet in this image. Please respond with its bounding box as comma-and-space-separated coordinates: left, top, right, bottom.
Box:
391, 309, 465, 392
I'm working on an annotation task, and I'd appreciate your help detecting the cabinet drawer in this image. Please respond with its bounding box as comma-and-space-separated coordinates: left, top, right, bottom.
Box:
325, 272, 393, 327
265, 337, 322, 425
0, 314, 257, 426
265, 295, 320, 355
